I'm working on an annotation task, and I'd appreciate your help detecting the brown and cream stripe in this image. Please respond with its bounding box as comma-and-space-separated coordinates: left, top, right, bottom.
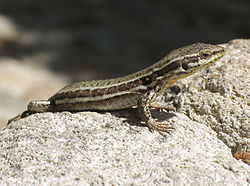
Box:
26, 43, 225, 113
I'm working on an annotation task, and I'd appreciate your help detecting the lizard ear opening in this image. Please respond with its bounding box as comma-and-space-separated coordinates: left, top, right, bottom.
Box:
181, 63, 189, 71
141, 76, 153, 85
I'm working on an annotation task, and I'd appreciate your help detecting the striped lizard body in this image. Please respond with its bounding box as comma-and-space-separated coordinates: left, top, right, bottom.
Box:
10, 43, 225, 132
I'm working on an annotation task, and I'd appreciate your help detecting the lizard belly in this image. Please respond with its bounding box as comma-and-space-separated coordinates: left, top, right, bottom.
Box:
52, 93, 141, 111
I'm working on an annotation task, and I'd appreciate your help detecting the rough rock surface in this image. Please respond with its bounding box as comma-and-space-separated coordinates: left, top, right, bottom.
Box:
0, 112, 249, 185
0, 39, 249, 185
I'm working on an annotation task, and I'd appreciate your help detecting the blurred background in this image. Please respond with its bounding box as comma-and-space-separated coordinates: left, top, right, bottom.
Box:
0, 0, 249, 127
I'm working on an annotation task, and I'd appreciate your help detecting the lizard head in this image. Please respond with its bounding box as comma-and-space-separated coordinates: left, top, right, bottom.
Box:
153, 43, 225, 84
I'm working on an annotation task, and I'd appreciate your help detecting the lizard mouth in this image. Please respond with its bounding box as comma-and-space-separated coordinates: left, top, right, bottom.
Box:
208, 49, 225, 65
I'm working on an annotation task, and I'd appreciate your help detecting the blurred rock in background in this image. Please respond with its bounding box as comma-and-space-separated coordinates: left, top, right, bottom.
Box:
0, 0, 249, 127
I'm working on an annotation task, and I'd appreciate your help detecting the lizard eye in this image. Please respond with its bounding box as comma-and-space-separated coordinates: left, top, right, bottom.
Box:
181, 63, 189, 71
202, 53, 209, 58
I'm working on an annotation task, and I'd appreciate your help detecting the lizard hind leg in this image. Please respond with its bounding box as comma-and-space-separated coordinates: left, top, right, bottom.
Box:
7, 100, 51, 124
28, 100, 51, 112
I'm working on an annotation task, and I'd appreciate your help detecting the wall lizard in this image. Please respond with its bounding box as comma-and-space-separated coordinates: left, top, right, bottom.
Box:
8, 43, 225, 132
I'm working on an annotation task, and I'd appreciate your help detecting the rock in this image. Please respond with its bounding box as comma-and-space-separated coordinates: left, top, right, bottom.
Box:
0, 39, 249, 185
0, 111, 249, 185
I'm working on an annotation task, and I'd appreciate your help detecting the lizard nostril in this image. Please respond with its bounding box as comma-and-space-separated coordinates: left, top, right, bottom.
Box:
182, 63, 189, 71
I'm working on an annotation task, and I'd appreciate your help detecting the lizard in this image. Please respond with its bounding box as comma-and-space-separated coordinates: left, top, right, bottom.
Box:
8, 43, 225, 132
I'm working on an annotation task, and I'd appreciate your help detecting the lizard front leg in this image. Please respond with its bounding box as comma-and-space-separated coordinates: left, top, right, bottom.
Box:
137, 85, 174, 132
